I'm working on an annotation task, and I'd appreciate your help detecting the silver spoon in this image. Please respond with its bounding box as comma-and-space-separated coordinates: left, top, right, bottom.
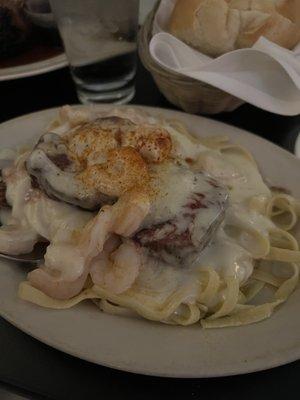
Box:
0, 242, 48, 264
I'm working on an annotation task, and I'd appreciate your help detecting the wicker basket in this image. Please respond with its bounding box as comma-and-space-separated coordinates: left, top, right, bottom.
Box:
138, 3, 244, 115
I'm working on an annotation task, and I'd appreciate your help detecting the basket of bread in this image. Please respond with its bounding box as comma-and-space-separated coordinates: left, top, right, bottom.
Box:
138, 0, 300, 115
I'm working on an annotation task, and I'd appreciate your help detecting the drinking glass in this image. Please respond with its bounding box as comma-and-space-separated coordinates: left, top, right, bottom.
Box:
50, 0, 139, 104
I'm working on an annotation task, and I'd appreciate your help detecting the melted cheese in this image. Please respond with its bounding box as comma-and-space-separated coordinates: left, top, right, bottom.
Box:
143, 162, 200, 227
222, 152, 271, 202
194, 231, 253, 283
166, 125, 208, 160
24, 194, 91, 243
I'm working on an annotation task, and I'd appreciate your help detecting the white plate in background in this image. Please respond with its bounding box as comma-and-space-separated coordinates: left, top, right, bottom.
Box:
0, 105, 299, 378
0, 53, 67, 81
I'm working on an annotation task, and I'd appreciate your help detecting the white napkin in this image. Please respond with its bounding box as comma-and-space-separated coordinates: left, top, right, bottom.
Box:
149, 0, 300, 116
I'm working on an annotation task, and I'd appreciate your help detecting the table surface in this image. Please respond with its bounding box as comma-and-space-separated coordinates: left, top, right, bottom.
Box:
0, 60, 299, 400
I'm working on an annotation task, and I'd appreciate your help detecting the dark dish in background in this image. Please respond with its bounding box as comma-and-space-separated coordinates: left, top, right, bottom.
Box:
0, 0, 63, 68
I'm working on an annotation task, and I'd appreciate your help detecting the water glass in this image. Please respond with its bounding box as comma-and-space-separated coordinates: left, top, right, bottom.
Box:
50, 0, 139, 104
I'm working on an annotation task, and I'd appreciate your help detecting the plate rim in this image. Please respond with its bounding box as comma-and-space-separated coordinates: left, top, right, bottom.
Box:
2, 298, 300, 379
1, 301, 300, 378
0, 104, 299, 378
0, 53, 68, 81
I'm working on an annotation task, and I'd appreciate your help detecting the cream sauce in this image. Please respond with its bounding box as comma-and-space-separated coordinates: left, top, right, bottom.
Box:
27, 149, 82, 201
143, 162, 215, 227
193, 230, 253, 283
2, 162, 92, 255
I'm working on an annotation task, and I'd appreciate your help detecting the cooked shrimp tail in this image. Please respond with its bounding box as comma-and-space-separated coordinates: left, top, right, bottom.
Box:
90, 239, 141, 294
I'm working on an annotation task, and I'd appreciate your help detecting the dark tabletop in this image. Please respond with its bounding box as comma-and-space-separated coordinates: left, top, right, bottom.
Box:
0, 60, 299, 400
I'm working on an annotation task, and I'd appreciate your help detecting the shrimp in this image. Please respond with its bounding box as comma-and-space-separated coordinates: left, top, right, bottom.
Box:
3, 154, 32, 220
0, 159, 40, 255
28, 189, 149, 299
67, 115, 172, 165
112, 188, 151, 236
0, 225, 38, 255
28, 266, 88, 300
121, 125, 172, 163
79, 188, 150, 259
79, 205, 114, 260
67, 119, 119, 167
48, 105, 92, 135
59, 105, 92, 127
28, 244, 88, 300
90, 239, 141, 294
77, 147, 150, 198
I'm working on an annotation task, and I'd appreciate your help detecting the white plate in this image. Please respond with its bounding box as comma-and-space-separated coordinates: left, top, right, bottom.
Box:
0, 53, 67, 81
0, 106, 299, 378
295, 132, 300, 158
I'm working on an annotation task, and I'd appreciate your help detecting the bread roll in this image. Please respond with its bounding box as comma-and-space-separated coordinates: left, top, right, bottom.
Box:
169, 0, 300, 57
